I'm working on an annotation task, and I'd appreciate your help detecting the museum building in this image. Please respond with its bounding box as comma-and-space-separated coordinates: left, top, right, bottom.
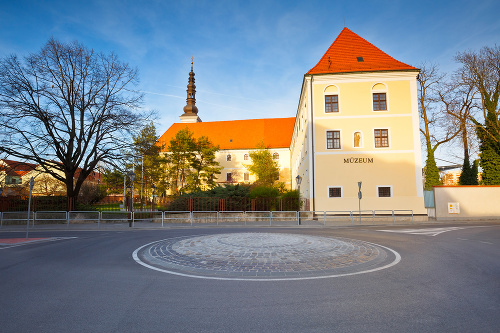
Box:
158, 27, 426, 214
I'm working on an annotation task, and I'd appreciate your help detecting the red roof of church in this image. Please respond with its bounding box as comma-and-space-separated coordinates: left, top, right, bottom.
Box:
307, 28, 417, 75
157, 118, 296, 151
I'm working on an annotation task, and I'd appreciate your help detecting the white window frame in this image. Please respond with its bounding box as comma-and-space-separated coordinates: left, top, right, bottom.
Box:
377, 185, 393, 198
326, 129, 342, 150
371, 82, 389, 112
323, 85, 340, 114
327, 186, 343, 198
373, 128, 391, 149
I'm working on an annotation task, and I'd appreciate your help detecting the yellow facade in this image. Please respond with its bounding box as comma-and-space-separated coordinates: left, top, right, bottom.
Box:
291, 72, 426, 214
214, 148, 291, 188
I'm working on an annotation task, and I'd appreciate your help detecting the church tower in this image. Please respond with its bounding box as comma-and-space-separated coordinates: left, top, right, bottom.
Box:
179, 58, 202, 123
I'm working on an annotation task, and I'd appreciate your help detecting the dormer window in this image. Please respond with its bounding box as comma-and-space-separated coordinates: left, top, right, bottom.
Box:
356, 57, 364, 62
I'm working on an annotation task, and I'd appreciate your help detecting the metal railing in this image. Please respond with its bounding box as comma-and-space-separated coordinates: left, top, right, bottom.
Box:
0, 209, 415, 228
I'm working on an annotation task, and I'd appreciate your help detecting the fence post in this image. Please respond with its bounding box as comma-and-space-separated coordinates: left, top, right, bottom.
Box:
217, 211, 219, 226
244, 211, 247, 225
190, 211, 193, 226
411, 210, 414, 224
297, 211, 300, 225
132, 212, 135, 228
392, 210, 395, 224
67, 211, 70, 228
161, 211, 164, 228
98, 211, 101, 229
372, 211, 375, 224
324, 211, 326, 226
350, 211, 353, 225
270, 211, 272, 226
0, 212, 2, 228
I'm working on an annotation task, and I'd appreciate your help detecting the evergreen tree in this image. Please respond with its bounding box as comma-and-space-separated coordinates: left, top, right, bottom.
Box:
102, 169, 126, 194
458, 155, 478, 185
166, 128, 220, 194
166, 128, 196, 194
477, 130, 500, 184
187, 136, 222, 192
424, 147, 441, 190
132, 122, 168, 197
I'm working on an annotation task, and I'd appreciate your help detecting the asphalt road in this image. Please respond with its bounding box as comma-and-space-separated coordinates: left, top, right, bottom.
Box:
1, 223, 499, 332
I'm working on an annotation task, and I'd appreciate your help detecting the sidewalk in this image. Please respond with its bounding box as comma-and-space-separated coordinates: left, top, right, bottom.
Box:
1, 218, 499, 232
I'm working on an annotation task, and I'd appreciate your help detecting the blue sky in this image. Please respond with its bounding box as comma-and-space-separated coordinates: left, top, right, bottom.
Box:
1, 0, 499, 164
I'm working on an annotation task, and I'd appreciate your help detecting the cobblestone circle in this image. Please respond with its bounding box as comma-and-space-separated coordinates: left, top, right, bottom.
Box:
134, 232, 400, 280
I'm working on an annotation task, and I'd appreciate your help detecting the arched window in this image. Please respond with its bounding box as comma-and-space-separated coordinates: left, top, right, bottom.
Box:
372, 83, 388, 111
273, 152, 279, 160
226, 154, 232, 162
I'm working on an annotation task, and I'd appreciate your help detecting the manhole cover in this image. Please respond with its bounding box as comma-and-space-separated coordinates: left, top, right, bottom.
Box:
133, 232, 400, 281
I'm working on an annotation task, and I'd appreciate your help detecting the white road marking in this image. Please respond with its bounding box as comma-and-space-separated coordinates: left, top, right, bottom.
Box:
0, 237, 77, 250
378, 227, 468, 237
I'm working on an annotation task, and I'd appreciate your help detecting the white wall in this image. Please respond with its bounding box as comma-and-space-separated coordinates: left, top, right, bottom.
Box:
434, 186, 500, 220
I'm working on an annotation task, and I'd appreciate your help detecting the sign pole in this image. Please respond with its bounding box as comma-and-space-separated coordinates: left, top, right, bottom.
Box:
26, 177, 34, 239
358, 181, 362, 223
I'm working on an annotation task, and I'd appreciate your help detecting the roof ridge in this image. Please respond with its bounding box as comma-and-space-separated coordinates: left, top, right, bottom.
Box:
171, 116, 295, 125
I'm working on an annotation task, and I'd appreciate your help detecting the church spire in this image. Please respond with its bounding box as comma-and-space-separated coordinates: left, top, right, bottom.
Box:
180, 57, 201, 123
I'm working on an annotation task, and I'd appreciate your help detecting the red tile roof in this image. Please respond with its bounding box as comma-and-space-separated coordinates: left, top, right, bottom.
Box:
157, 118, 296, 151
0, 159, 37, 176
307, 28, 417, 75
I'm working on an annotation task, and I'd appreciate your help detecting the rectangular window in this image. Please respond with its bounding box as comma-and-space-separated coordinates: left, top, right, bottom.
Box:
373, 93, 387, 111
328, 187, 342, 198
325, 95, 339, 113
244, 172, 249, 181
226, 173, 233, 182
378, 186, 392, 197
374, 129, 389, 148
327, 130, 341, 149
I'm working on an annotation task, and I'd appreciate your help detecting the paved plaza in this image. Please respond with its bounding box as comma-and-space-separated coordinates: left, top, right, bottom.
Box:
135, 232, 399, 280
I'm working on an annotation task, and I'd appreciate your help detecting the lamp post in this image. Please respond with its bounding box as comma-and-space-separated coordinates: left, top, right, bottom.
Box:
26, 177, 34, 239
151, 184, 156, 211
128, 171, 136, 227
358, 181, 362, 223
296, 175, 302, 225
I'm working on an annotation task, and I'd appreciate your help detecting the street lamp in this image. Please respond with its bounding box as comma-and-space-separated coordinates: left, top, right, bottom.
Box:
151, 184, 156, 211
128, 171, 136, 227
296, 175, 302, 225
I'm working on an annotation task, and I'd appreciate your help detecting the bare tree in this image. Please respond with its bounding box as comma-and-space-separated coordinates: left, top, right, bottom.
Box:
438, 81, 478, 184
418, 63, 461, 189
0, 38, 145, 209
455, 46, 500, 184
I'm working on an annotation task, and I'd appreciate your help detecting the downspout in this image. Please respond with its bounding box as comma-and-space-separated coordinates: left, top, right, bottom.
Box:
310, 75, 316, 212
